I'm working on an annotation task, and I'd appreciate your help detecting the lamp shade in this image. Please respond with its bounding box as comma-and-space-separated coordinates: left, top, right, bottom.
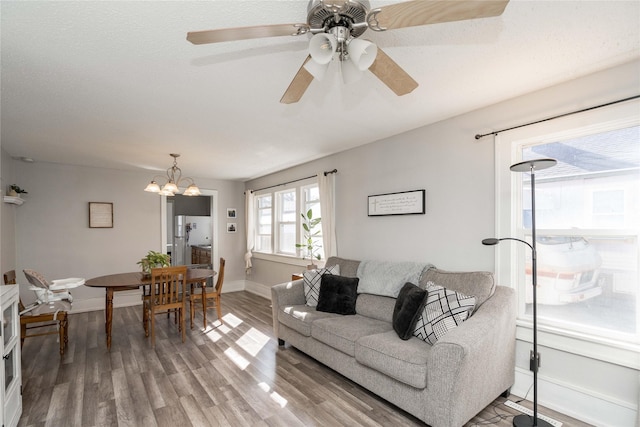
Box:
347, 39, 377, 71
309, 33, 337, 65
183, 184, 201, 196
162, 182, 179, 194
144, 181, 160, 193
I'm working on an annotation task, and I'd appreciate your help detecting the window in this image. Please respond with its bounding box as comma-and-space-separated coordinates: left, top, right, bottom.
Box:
518, 126, 639, 342
255, 194, 272, 253
276, 189, 297, 255
495, 102, 640, 362
253, 179, 323, 260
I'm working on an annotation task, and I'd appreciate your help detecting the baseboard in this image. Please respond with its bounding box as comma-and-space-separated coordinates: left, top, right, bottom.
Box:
244, 280, 272, 300
512, 367, 637, 427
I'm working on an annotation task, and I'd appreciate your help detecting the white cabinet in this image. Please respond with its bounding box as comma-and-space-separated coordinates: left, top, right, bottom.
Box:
1, 286, 22, 427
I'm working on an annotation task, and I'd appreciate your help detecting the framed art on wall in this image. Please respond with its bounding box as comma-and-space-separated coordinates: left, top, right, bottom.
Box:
368, 190, 425, 216
89, 202, 113, 228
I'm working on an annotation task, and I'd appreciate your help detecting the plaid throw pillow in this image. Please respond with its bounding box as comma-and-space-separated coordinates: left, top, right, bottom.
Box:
412, 282, 476, 345
303, 265, 340, 307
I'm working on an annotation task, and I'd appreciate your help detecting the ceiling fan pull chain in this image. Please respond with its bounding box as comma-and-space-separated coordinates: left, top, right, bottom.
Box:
366, 9, 386, 32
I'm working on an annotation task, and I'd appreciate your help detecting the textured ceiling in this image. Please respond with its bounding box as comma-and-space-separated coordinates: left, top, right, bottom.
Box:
2, 0, 639, 181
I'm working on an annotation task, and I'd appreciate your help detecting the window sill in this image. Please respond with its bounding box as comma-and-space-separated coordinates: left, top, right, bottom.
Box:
516, 319, 640, 369
252, 252, 325, 268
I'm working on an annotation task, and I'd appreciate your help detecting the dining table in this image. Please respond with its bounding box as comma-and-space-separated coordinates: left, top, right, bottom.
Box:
85, 268, 216, 349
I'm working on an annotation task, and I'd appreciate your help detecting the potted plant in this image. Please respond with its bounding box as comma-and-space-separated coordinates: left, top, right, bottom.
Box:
137, 250, 171, 276
296, 208, 322, 269
7, 184, 28, 197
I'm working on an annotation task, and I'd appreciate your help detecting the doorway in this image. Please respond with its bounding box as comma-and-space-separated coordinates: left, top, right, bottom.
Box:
161, 189, 219, 272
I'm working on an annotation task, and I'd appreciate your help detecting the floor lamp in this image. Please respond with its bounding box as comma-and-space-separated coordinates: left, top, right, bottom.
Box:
483, 158, 557, 427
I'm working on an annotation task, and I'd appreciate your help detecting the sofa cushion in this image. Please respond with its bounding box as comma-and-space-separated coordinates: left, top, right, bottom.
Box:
303, 265, 340, 307
325, 256, 360, 278
312, 315, 393, 356
278, 304, 339, 337
413, 283, 476, 345
355, 293, 396, 323
392, 283, 428, 340
420, 267, 495, 307
316, 274, 359, 315
356, 330, 431, 389
356, 260, 430, 297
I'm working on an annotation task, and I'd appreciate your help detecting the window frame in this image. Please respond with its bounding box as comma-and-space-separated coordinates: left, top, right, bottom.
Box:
252, 178, 323, 265
494, 100, 640, 369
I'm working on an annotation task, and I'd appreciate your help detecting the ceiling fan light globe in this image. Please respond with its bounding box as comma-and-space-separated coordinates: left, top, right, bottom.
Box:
304, 59, 330, 81
309, 33, 336, 64
341, 58, 363, 84
347, 39, 377, 71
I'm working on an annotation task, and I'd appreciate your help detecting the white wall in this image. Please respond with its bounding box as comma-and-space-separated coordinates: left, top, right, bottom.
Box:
245, 59, 640, 426
9, 161, 246, 310
0, 148, 18, 277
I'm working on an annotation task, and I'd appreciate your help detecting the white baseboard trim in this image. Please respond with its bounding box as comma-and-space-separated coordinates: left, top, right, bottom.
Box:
244, 280, 272, 300
512, 367, 637, 427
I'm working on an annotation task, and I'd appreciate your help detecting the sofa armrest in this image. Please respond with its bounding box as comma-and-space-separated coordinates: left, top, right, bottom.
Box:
425, 286, 516, 427
270, 279, 306, 341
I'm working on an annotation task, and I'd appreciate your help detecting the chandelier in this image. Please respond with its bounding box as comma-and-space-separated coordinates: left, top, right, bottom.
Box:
143, 154, 201, 196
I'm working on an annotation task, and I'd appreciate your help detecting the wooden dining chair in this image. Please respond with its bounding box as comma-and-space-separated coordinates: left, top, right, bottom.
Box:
143, 265, 187, 347
3, 270, 69, 355
190, 257, 225, 329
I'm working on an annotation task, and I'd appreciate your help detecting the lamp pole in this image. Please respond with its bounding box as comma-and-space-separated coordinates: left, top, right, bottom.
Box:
483, 158, 556, 427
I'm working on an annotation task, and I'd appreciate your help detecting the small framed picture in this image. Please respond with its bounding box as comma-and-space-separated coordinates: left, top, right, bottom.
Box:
89, 202, 114, 228
227, 208, 237, 218
226, 223, 237, 233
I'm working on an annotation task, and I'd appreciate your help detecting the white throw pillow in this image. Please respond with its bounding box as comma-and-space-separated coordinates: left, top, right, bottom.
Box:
303, 265, 340, 307
412, 282, 476, 345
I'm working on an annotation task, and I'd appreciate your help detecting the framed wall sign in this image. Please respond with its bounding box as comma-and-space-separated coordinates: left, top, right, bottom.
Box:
368, 189, 425, 216
89, 202, 113, 228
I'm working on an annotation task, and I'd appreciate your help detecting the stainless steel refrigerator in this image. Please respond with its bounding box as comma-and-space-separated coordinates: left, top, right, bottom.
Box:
172, 215, 190, 266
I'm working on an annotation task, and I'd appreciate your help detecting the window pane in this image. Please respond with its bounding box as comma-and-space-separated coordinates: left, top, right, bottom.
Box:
520, 125, 639, 341
279, 223, 296, 254
257, 195, 271, 208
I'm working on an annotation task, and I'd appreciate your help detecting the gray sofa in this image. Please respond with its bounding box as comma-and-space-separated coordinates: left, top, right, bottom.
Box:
271, 257, 516, 427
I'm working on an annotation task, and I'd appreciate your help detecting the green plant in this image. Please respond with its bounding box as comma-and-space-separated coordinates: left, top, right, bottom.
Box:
10, 184, 27, 194
137, 250, 171, 274
296, 208, 322, 263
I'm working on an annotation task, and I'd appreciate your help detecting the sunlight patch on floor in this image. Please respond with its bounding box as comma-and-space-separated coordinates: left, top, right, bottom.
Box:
222, 312, 243, 328
257, 382, 288, 408
236, 327, 270, 357
224, 347, 250, 370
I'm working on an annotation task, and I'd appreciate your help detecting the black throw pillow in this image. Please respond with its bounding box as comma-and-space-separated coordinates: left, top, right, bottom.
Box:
392, 282, 428, 340
316, 274, 359, 315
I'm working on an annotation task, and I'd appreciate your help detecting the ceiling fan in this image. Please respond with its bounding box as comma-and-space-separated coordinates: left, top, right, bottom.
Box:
187, 0, 510, 104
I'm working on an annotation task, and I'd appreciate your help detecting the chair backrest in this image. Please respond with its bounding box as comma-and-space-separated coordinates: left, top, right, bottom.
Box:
214, 258, 225, 296
4, 270, 26, 312
150, 266, 187, 307
23, 269, 51, 290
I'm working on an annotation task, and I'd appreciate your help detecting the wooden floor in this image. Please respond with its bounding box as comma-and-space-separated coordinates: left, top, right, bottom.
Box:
18, 291, 592, 427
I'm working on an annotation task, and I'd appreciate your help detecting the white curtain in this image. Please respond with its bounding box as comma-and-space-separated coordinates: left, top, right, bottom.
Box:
318, 171, 337, 258
244, 190, 255, 272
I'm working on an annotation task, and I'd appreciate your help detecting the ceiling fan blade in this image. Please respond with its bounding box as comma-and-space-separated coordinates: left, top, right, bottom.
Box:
280, 56, 314, 104
187, 23, 307, 45
368, 48, 418, 96
372, 0, 509, 31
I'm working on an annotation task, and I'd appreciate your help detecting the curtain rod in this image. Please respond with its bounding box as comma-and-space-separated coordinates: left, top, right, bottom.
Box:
474, 94, 640, 140
250, 169, 337, 193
